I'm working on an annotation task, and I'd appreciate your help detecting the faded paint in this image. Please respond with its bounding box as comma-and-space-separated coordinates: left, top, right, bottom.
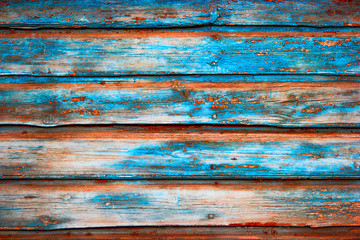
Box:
0, 180, 358, 229
0, 126, 359, 179
0, 27, 359, 76
0, 0, 359, 235
0, 0, 358, 28
0, 77, 359, 127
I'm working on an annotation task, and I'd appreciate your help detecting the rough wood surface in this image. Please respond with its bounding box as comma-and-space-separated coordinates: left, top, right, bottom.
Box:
0, 27, 359, 76
0, 180, 359, 229
1, 76, 360, 126
0, 126, 359, 179
1, 227, 360, 239
216, 0, 360, 28
1, 0, 359, 236
0, 0, 359, 28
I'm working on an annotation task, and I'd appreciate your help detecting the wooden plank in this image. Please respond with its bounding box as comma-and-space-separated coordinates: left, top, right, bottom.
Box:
0, 0, 359, 28
1, 76, 360, 127
0, 0, 215, 28
0, 180, 359, 229
216, 0, 360, 27
0, 27, 359, 76
1, 125, 359, 179
1, 227, 360, 240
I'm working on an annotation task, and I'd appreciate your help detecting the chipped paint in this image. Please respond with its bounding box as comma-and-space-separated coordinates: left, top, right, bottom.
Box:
0, 126, 359, 179
0, 0, 358, 28
1, 77, 359, 127
0, 0, 359, 234
0, 180, 358, 229
0, 27, 359, 76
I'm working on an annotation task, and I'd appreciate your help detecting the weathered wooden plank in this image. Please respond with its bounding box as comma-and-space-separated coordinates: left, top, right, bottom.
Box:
0, 0, 215, 28
0, 0, 359, 28
1, 126, 359, 179
216, 0, 360, 27
1, 76, 360, 127
0, 180, 359, 229
1, 227, 360, 240
0, 27, 359, 76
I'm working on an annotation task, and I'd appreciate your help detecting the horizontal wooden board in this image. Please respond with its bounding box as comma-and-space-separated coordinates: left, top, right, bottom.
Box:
1, 227, 360, 240
1, 126, 359, 179
0, 0, 359, 28
0, 27, 359, 76
216, 0, 360, 28
1, 76, 360, 127
0, 180, 359, 229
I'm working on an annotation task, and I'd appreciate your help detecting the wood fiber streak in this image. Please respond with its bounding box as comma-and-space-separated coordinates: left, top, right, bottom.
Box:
0, 27, 359, 76
1, 76, 360, 126
0, 0, 359, 28
0, 126, 359, 179
1, 227, 360, 239
0, 180, 359, 229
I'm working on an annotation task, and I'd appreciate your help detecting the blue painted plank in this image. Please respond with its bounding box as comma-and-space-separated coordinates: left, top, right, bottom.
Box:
215, 0, 360, 27
0, 76, 359, 127
0, 0, 359, 28
0, 126, 359, 179
0, 180, 359, 229
0, 27, 358, 76
0, 0, 216, 28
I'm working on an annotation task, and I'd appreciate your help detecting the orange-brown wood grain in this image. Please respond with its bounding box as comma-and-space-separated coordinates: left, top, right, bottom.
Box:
0, 180, 359, 229
1, 126, 359, 179
0, 0, 359, 28
0, 0, 359, 236
1, 227, 360, 240
1, 77, 360, 127
0, 27, 358, 76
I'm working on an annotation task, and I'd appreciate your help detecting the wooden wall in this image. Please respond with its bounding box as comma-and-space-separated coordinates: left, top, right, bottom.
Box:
0, 0, 359, 239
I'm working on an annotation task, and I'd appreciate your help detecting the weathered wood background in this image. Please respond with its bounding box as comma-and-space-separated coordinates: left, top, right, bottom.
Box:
0, 0, 359, 239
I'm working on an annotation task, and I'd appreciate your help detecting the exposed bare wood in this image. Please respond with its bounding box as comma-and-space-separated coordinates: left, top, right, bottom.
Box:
0, 180, 359, 229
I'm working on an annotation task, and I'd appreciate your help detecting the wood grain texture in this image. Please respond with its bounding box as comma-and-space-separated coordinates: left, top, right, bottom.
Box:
0, 27, 359, 76
216, 0, 360, 27
1, 125, 359, 179
1, 227, 360, 239
1, 76, 360, 126
0, 180, 359, 229
0, 0, 359, 28
1, 1, 359, 236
